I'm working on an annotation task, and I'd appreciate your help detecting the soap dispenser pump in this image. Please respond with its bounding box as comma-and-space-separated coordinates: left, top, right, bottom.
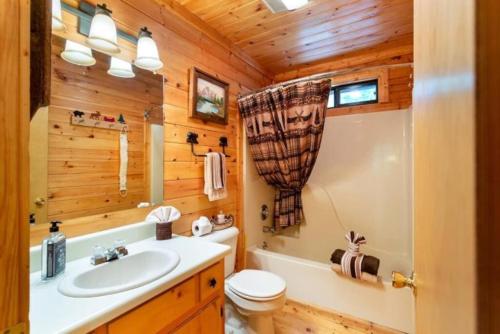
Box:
41, 221, 66, 280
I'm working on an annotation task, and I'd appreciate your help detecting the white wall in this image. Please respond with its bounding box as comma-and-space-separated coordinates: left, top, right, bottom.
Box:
244, 109, 413, 280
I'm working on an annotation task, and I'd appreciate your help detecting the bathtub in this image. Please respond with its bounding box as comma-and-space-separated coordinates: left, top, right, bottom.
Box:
246, 246, 414, 333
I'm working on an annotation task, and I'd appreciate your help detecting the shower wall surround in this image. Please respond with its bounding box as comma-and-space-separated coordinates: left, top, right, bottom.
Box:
245, 109, 413, 280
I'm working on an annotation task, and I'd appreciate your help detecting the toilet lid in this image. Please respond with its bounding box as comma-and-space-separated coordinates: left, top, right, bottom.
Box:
227, 270, 286, 301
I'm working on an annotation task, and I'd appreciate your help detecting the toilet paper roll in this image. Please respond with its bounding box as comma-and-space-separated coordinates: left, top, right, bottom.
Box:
192, 216, 213, 237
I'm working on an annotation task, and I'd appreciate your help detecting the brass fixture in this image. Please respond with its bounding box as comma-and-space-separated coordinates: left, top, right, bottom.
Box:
34, 197, 46, 207
392, 271, 416, 291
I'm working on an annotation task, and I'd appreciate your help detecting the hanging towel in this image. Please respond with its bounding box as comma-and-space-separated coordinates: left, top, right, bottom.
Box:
204, 152, 227, 201
119, 132, 128, 196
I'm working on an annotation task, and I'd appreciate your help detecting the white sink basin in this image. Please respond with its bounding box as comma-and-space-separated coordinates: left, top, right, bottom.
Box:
58, 249, 180, 298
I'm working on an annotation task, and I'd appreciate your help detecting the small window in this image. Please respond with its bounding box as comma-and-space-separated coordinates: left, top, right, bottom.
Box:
327, 79, 378, 108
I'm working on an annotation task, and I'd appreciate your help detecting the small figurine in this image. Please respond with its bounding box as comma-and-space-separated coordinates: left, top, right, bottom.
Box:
117, 114, 126, 124
90, 111, 101, 120
103, 116, 115, 122
73, 110, 85, 118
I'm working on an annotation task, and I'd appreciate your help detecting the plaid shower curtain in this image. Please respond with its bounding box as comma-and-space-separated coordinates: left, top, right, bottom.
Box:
238, 79, 331, 228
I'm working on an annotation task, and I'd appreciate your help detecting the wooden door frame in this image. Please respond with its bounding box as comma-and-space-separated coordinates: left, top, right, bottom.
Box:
0, 0, 30, 332
476, 0, 500, 333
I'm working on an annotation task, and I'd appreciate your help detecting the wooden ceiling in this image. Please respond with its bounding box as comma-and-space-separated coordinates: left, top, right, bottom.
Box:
173, 0, 413, 74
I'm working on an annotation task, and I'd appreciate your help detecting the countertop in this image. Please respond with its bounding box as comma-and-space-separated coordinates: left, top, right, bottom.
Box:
30, 235, 230, 334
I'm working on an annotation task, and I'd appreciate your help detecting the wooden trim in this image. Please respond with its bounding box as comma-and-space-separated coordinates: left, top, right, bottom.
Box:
327, 101, 412, 118
29, 0, 51, 119
0, 0, 30, 330
476, 0, 500, 332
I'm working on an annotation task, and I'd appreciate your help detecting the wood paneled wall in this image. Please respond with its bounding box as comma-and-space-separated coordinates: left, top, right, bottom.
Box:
0, 0, 30, 330
47, 36, 163, 222
274, 40, 413, 115
34, 0, 272, 261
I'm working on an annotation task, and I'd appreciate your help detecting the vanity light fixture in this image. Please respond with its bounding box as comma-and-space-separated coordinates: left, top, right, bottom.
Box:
61, 40, 96, 66
134, 27, 163, 71
108, 57, 135, 78
52, 0, 66, 31
87, 3, 120, 54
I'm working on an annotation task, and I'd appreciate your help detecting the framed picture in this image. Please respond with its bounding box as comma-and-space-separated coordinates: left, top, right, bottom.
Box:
189, 67, 229, 125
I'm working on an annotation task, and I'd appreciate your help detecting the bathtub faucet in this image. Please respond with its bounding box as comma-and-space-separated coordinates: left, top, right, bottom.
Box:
262, 226, 276, 234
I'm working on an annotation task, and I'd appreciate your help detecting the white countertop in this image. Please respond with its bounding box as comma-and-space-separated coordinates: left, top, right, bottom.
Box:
30, 235, 230, 334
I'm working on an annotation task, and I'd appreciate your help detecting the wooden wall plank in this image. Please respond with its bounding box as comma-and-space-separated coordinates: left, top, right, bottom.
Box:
274, 42, 413, 116
0, 0, 30, 330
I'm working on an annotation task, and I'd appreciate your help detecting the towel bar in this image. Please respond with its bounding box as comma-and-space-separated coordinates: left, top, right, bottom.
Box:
186, 132, 231, 158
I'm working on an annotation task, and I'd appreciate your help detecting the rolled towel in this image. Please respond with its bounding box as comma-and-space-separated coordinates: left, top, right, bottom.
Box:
331, 263, 379, 284
145, 206, 181, 224
330, 231, 381, 282
330, 249, 380, 276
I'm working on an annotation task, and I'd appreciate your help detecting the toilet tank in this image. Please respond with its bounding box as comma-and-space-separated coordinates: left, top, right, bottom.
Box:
198, 227, 239, 278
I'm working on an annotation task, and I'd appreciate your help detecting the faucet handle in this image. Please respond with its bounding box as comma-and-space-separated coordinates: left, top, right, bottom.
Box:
91, 245, 106, 265
113, 239, 128, 257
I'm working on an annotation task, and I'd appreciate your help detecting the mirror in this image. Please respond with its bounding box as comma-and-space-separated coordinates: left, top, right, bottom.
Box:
29, 36, 164, 231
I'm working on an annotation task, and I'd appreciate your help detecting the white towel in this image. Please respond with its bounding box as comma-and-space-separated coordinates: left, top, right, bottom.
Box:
145, 206, 181, 224
204, 152, 227, 201
119, 132, 128, 195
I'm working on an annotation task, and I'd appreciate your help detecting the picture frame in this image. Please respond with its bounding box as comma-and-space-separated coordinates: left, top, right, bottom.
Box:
189, 67, 229, 125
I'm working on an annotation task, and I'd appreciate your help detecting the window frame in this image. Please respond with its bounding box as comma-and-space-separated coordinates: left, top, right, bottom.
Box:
330, 79, 379, 108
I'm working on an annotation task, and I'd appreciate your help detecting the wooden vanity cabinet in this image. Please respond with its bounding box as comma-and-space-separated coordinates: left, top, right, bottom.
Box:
90, 261, 224, 334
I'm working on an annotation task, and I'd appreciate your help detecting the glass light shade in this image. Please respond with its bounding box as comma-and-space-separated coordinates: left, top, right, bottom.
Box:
134, 28, 163, 71
107, 57, 135, 78
86, 5, 120, 54
282, 0, 308, 10
52, 0, 66, 31
61, 40, 96, 66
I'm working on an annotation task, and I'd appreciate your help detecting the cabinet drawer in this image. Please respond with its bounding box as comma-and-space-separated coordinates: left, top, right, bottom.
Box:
199, 260, 224, 302
107, 277, 197, 334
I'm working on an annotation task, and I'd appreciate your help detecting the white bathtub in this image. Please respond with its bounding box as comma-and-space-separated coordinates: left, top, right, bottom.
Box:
246, 246, 414, 333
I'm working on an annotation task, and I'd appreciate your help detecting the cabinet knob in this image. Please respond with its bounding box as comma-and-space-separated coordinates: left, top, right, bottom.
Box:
209, 278, 217, 288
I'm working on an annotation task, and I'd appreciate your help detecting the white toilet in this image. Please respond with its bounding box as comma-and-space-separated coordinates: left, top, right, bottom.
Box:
200, 227, 286, 334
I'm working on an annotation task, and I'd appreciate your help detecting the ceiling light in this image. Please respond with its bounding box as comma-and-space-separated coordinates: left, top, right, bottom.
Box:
134, 27, 163, 71
61, 40, 96, 66
87, 4, 120, 54
282, 0, 308, 10
52, 0, 66, 31
108, 57, 135, 78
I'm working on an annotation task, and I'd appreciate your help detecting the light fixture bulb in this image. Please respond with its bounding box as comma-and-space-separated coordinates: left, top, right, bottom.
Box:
134, 27, 163, 71
108, 57, 135, 78
61, 40, 96, 66
52, 0, 66, 31
87, 4, 120, 54
282, 0, 309, 10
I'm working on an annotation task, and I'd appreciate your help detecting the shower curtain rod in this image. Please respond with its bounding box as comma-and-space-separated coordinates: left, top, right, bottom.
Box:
238, 62, 414, 99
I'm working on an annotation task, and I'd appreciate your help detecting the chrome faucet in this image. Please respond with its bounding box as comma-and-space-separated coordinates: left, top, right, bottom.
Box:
91, 240, 128, 265
262, 225, 276, 234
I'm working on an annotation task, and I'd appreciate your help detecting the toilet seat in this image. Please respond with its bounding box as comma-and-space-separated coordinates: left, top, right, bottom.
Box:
225, 283, 287, 316
227, 269, 286, 301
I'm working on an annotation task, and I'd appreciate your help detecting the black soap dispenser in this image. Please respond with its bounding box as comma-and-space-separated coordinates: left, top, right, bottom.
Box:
41, 221, 66, 280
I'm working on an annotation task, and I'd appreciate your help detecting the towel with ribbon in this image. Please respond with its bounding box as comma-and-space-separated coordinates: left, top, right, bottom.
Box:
330, 231, 380, 283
